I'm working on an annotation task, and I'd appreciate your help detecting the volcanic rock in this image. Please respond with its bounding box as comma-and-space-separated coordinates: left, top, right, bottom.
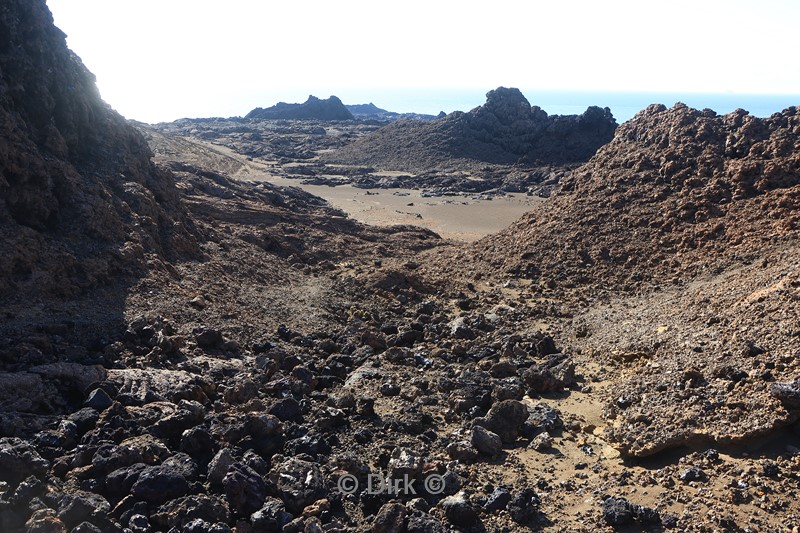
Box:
130, 465, 189, 504
269, 458, 325, 515
246, 95, 353, 121
222, 463, 267, 516
328, 87, 616, 172
473, 399, 529, 443
0, 0, 197, 313
439, 492, 479, 528
0, 437, 50, 484
370, 502, 407, 533
470, 426, 503, 456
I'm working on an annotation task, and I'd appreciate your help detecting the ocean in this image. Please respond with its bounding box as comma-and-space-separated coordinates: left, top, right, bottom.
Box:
338, 88, 800, 124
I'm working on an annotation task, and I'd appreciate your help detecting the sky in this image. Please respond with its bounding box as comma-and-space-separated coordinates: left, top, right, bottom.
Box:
47, 0, 800, 123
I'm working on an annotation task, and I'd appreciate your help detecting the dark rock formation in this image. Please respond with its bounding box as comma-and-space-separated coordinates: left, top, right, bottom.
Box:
245, 95, 353, 121
0, 0, 197, 317
327, 87, 617, 171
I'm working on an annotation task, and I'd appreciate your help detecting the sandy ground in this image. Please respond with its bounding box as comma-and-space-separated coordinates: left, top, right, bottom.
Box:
256, 177, 540, 242
144, 130, 542, 242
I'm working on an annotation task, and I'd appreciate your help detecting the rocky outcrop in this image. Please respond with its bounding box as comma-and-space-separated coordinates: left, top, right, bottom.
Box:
245, 95, 353, 121
0, 0, 197, 307
327, 87, 617, 171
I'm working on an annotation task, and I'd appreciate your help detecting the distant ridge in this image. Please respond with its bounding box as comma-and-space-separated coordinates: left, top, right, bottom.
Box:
346, 102, 442, 121
246, 95, 353, 121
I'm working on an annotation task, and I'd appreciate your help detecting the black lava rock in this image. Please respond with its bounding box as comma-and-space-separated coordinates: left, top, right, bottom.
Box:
223, 463, 267, 517
131, 465, 189, 504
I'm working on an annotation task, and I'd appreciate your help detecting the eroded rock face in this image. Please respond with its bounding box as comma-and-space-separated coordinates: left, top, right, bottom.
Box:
0, 0, 197, 306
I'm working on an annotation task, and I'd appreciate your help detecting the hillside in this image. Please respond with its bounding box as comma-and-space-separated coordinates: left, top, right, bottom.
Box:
0, 0, 200, 342
425, 102, 800, 457
469, 103, 799, 289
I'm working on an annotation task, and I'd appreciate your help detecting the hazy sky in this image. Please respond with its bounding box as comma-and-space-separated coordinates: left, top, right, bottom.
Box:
47, 0, 800, 123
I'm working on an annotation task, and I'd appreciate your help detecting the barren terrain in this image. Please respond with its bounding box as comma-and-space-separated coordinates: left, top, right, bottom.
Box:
1, 3, 799, 533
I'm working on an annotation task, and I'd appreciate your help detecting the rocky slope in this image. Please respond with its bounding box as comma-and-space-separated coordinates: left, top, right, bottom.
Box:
423, 102, 800, 457
245, 96, 353, 121
327, 87, 618, 172
469, 103, 799, 290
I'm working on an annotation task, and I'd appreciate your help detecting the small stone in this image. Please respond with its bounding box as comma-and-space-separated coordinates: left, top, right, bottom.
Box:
72, 522, 103, 533
223, 380, 259, 404
208, 448, 236, 486
67, 408, 100, 435
702, 449, 720, 462
270, 458, 325, 515
195, 328, 223, 349
301, 498, 330, 518
678, 467, 706, 483
523, 354, 576, 392
508, 488, 540, 524
128, 514, 150, 533
489, 361, 517, 378
603, 497, 634, 526
602, 497, 660, 526
269, 397, 303, 422
131, 465, 189, 504
371, 502, 406, 533
406, 511, 445, 533
446, 441, 478, 463
180, 426, 215, 458
58, 491, 110, 527
406, 498, 429, 513
380, 382, 401, 397
474, 400, 529, 443
440, 492, 479, 528
529, 431, 553, 451
223, 463, 267, 517
527, 402, 563, 432
0, 437, 50, 484
105, 464, 148, 497
762, 460, 779, 477
84, 388, 113, 411
388, 449, 423, 480
25, 510, 66, 533
470, 426, 503, 456
189, 296, 208, 309
250, 497, 293, 531
484, 487, 512, 513
150, 495, 231, 530
162, 453, 199, 481
303, 517, 324, 533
